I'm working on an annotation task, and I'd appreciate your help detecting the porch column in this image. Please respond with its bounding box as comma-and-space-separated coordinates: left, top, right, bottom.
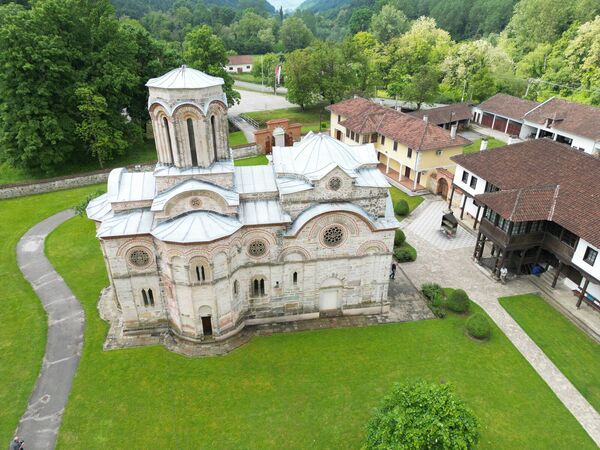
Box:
535, 127, 541, 138
448, 185, 456, 209
504, 120, 510, 134
473, 204, 482, 230
551, 261, 564, 288
491, 115, 496, 129
517, 250, 526, 275
576, 278, 590, 308
494, 249, 504, 277
398, 164, 403, 181
460, 196, 466, 220
385, 156, 390, 174
534, 246, 543, 265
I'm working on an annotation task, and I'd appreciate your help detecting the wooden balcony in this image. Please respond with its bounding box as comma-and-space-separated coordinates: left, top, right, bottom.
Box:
479, 218, 576, 261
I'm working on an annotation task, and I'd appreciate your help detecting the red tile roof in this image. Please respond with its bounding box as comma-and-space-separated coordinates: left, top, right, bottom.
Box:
328, 97, 471, 151
227, 55, 253, 65
452, 139, 600, 247
409, 102, 473, 125
524, 97, 600, 141
477, 93, 539, 120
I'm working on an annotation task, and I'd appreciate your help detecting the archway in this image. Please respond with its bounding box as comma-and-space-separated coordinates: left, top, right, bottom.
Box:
437, 178, 449, 199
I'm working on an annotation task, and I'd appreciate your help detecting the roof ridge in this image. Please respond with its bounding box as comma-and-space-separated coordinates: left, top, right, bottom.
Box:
548, 184, 561, 220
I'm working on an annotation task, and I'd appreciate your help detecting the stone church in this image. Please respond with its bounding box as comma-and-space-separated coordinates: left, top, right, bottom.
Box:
87, 66, 399, 345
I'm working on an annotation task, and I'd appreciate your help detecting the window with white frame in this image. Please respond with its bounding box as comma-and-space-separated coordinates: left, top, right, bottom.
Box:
583, 247, 598, 266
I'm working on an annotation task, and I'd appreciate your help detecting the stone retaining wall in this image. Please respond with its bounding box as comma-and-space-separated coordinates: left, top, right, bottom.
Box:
0, 163, 156, 199
231, 143, 260, 159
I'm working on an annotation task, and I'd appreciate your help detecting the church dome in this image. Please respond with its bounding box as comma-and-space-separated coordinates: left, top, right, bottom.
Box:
146, 65, 224, 90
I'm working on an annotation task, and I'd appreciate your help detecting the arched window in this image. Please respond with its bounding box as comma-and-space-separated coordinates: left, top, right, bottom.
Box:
141, 289, 148, 306
187, 118, 198, 166
252, 278, 266, 297
211, 115, 218, 161
148, 288, 155, 306
195, 265, 206, 282
293, 272, 298, 285
163, 117, 174, 164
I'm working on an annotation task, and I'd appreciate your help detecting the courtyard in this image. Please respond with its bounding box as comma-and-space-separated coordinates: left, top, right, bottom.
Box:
1, 187, 598, 448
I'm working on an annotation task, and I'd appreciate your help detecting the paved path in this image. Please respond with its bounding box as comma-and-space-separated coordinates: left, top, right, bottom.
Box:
229, 87, 295, 115
15, 210, 83, 450
401, 199, 600, 446
229, 114, 257, 143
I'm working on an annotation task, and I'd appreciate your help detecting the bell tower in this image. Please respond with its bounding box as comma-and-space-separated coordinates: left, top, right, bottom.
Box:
146, 65, 229, 169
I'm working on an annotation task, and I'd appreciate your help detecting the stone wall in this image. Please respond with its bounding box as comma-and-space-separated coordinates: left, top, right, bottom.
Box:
0, 163, 156, 199
231, 143, 259, 160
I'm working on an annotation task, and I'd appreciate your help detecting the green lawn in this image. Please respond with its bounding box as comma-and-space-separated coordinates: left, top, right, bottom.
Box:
234, 155, 268, 166
389, 186, 424, 222
500, 294, 600, 412
463, 137, 506, 154
0, 140, 157, 185
232, 73, 261, 83
40, 214, 595, 449
244, 105, 329, 134
229, 130, 248, 147
0, 185, 105, 444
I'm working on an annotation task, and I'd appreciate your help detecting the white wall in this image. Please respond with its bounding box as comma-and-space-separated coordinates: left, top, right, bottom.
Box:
452, 164, 487, 220
225, 64, 253, 73
573, 238, 600, 281
522, 119, 597, 154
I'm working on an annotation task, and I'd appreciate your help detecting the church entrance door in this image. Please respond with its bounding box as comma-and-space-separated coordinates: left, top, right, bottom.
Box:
201, 316, 212, 336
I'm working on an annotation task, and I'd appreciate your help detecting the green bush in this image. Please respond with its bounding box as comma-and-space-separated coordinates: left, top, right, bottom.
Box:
365, 381, 479, 449
447, 289, 470, 313
394, 199, 409, 216
431, 306, 446, 318
466, 313, 491, 340
394, 229, 406, 246
421, 282, 443, 301
394, 245, 416, 262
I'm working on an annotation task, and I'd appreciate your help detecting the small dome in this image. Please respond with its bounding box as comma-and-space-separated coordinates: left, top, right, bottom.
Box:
146, 65, 224, 90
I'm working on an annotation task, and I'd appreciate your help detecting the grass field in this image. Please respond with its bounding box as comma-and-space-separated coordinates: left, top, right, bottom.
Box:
232, 73, 261, 83
0, 141, 157, 185
500, 294, 600, 412
234, 155, 269, 166
229, 130, 248, 147
463, 137, 506, 154
41, 214, 595, 448
0, 185, 105, 444
244, 105, 330, 134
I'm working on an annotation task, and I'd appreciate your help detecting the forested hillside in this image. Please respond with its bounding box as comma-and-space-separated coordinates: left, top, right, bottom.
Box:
0, 0, 597, 177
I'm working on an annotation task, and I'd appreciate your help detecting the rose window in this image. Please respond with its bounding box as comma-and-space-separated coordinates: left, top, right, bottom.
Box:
322, 225, 344, 247
129, 249, 151, 267
328, 177, 342, 191
248, 240, 267, 257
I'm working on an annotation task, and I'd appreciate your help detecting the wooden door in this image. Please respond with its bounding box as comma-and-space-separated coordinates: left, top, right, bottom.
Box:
404, 166, 411, 178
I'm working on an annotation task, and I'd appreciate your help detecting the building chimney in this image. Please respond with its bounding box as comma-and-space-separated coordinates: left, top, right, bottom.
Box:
450, 124, 458, 139
507, 135, 519, 145
480, 138, 488, 151
423, 115, 428, 123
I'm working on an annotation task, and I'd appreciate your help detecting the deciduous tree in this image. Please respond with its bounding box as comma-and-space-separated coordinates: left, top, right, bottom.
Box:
280, 17, 314, 52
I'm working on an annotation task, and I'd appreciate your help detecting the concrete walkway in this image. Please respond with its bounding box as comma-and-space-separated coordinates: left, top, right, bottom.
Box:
15, 210, 83, 450
234, 79, 288, 95
400, 199, 600, 446
229, 114, 257, 143
229, 88, 295, 115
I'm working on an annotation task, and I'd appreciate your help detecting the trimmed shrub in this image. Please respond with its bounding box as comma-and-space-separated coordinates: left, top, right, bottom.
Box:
365, 381, 479, 450
466, 313, 491, 340
431, 306, 446, 318
394, 229, 406, 246
394, 245, 416, 262
394, 199, 409, 216
421, 282, 443, 302
447, 289, 470, 313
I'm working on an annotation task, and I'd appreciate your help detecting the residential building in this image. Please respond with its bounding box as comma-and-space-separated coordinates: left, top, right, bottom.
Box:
473, 93, 600, 155
451, 139, 600, 312
226, 55, 253, 73
327, 97, 470, 194
520, 97, 600, 154
409, 102, 473, 130
86, 67, 399, 348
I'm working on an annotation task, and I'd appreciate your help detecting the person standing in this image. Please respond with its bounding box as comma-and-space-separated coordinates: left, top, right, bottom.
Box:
9, 436, 24, 450
390, 262, 397, 280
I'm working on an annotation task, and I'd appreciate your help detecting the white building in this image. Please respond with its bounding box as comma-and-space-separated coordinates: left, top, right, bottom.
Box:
87, 66, 399, 347
225, 55, 253, 73
450, 139, 600, 312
